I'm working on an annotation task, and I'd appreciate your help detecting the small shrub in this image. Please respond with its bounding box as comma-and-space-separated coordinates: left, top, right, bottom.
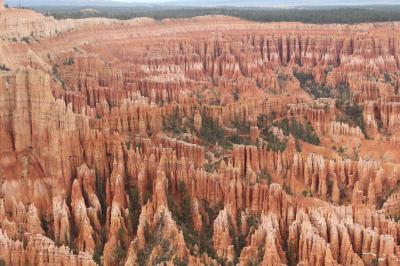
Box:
93, 228, 106, 266
287, 241, 297, 266
233, 88, 240, 101
0, 64, 10, 71
21, 36, 31, 43
283, 183, 292, 195
63, 57, 75, 65
128, 187, 141, 234
259, 171, 272, 184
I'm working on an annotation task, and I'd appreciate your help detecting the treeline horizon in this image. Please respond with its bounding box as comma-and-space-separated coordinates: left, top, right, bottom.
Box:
28, 5, 400, 24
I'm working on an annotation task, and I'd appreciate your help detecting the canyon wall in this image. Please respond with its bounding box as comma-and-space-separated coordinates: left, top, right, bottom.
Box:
0, 6, 399, 266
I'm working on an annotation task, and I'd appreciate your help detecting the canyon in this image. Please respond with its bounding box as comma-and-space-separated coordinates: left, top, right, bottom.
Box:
0, 3, 400, 266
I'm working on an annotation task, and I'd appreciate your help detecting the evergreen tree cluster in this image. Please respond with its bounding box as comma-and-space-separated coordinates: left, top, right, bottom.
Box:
258, 115, 320, 151
34, 6, 400, 25
275, 118, 320, 146
294, 70, 332, 99
200, 114, 250, 148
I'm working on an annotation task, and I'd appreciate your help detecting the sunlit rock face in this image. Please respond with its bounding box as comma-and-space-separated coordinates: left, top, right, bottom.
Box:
0, 6, 399, 266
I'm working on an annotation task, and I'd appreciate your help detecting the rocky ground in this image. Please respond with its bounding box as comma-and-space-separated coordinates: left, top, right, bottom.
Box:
0, 2, 399, 266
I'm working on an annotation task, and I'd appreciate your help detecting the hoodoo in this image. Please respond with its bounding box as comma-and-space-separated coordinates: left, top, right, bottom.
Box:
0, 3, 399, 266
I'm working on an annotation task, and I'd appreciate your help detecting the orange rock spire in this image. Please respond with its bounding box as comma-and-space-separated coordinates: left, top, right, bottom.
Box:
0, 6, 399, 266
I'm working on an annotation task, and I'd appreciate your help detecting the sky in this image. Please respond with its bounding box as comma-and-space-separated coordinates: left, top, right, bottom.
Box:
111, 0, 400, 3
111, 0, 397, 2
104, 0, 400, 3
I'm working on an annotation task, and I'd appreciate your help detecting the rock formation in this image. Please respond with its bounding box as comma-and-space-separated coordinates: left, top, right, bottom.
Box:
0, 6, 399, 266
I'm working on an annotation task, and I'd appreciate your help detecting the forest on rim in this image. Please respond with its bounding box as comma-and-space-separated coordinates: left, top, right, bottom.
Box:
30, 5, 400, 24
